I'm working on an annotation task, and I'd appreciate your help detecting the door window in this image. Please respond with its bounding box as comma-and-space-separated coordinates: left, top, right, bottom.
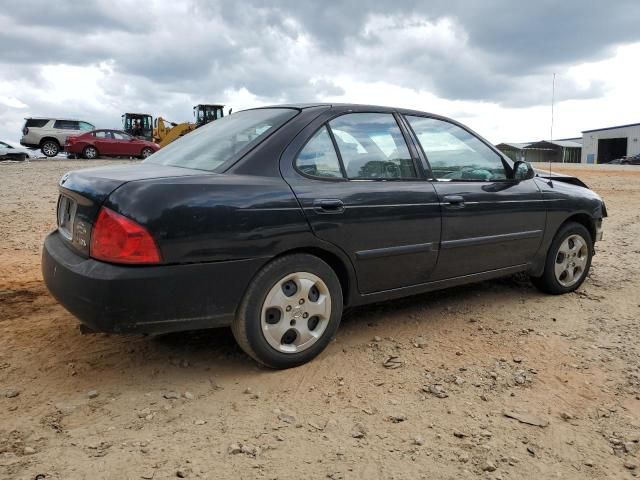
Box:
79, 121, 95, 131
329, 113, 417, 180
54, 120, 80, 130
94, 131, 112, 139
295, 126, 343, 179
113, 131, 132, 141
405, 116, 507, 181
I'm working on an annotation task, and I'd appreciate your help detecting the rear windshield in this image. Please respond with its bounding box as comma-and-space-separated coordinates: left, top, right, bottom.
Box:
145, 108, 297, 171
25, 119, 48, 128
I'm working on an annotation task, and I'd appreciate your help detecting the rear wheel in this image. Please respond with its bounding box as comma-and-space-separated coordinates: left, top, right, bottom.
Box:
83, 146, 98, 159
41, 140, 59, 157
232, 254, 343, 369
531, 222, 593, 294
140, 147, 154, 159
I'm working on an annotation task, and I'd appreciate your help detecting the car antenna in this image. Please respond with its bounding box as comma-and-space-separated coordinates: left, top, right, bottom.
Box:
548, 73, 555, 186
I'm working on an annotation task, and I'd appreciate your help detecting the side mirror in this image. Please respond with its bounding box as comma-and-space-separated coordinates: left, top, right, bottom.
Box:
513, 161, 535, 181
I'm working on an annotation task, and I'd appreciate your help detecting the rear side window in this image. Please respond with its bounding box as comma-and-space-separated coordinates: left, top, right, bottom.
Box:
94, 131, 112, 139
329, 113, 417, 179
405, 116, 507, 181
25, 119, 49, 128
54, 120, 80, 130
146, 108, 297, 172
295, 126, 343, 179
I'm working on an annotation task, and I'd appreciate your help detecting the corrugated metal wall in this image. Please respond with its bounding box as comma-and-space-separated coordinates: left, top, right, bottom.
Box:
581, 125, 640, 163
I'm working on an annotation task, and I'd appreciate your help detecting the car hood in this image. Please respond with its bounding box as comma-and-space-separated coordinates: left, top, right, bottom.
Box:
533, 168, 590, 189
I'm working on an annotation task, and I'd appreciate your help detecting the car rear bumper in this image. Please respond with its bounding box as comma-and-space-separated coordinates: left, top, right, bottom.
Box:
20, 139, 39, 149
64, 144, 83, 154
42, 231, 265, 334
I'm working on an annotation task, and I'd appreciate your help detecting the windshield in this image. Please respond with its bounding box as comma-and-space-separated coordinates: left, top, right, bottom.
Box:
145, 108, 297, 171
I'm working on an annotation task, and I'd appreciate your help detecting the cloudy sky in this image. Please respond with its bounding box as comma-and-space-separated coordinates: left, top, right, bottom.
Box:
1, 0, 639, 145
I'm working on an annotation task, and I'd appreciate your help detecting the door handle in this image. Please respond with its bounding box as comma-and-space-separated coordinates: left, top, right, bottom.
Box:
313, 199, 345, 214
443, 195, 465, 207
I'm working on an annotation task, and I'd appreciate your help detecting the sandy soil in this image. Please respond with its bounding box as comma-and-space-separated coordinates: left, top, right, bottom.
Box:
1, 159, 639, 480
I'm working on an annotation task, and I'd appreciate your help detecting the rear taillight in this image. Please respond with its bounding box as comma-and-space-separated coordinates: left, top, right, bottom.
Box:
23, 127, 28, 135
90, 207, 161, 264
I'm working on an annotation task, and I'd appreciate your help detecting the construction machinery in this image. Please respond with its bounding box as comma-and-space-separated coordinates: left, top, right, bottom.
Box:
193, 104, 226, 127
122, 113, 153, 142
121, 104, 228, 149
153, 117, 196, 148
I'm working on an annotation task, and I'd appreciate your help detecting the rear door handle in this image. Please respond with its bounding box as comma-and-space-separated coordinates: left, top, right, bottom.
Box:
443, 195, 465, 208
313, 199, 345, 214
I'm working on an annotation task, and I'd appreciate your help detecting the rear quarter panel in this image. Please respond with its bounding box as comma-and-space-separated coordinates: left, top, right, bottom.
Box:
105, 174, 315, 265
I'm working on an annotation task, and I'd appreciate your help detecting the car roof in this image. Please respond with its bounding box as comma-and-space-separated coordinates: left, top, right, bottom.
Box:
250, 102, 446, 118
89, 129, 129, 134
25, 117, 94, 122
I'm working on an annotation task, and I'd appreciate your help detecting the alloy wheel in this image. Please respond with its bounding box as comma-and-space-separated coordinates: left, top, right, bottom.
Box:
554, 234, 588, 287
261, 272, 331, 354
42, 142, 58, 157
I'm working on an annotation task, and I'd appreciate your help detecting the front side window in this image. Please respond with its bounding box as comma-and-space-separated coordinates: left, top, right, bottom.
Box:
328, 113, 417, 180
295, 126, 343, 179
405, 116, 507, 181
113, 131, 131, 141
146, 108, 297, 171
79, 121, 94, 131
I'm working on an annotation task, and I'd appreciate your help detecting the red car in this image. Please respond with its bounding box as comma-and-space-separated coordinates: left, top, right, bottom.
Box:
65, 129, 159, 159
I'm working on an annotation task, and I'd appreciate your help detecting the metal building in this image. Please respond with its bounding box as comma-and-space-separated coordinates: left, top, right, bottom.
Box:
495, 142, 530, 162
523, 140, 582, 164
496, 139, 581, 164
581, 123, 640, 164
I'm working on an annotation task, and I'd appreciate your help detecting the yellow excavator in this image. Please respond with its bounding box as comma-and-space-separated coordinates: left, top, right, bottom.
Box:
153, 104, 227, 148
122, 105, 227, 148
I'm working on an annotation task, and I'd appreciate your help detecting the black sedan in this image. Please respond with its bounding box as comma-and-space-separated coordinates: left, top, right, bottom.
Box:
43, 104, 607, 368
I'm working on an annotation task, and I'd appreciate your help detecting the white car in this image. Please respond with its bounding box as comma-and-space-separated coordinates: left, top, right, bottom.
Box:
0, 140, 36, 161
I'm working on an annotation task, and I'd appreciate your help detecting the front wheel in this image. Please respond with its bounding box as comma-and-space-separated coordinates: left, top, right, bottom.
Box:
232, 254, 343, 369
531, 222, 593, 294
140, 147, 154, 159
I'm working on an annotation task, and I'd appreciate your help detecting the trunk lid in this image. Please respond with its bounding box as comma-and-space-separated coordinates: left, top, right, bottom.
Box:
57, 163, 206, 256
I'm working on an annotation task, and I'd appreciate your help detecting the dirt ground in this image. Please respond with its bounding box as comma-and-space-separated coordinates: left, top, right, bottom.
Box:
1, 159, 640, 480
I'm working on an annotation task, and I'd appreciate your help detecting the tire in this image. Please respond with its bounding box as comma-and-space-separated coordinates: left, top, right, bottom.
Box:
232, 254, 343, 369
531, 222, 593, 294
40, 140, 59, 157
140, 147, 154, 159
83, 146, 98, 160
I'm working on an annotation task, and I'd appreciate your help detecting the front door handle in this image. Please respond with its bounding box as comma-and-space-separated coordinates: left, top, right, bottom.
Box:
313, 199, 345, 214
443, 195, 465, 208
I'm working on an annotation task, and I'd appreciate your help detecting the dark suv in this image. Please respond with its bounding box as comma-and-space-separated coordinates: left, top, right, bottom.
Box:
42, 104, 607, 368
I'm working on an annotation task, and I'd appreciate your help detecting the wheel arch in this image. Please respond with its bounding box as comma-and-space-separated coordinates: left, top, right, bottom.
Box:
83, 144, 99, 157
558, 213, 596, 244
270, 246, 356, 307
140, 146, 155, 157
530, 211, 597, 277
39, 136, 60, 147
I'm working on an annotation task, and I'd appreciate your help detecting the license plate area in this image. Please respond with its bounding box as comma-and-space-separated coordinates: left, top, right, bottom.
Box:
57, 194, 77, 241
